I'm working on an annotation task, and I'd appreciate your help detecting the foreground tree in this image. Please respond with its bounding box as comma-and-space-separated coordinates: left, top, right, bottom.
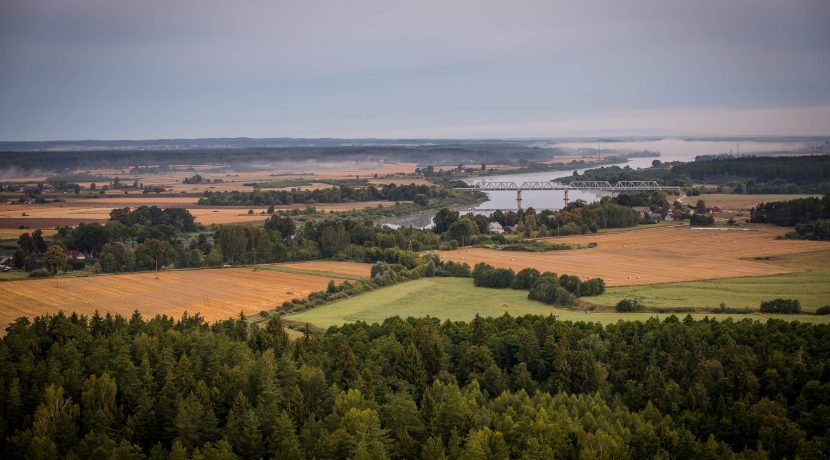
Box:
43, 245, 68, 276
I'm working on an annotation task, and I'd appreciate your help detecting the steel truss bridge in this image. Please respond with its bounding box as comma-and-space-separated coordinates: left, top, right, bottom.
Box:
460, 181, 682, 209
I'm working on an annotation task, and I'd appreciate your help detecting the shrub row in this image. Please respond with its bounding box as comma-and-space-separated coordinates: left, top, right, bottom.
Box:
472, 263, 605, 307
279, 256, 472, 314
759, 298, 801, 314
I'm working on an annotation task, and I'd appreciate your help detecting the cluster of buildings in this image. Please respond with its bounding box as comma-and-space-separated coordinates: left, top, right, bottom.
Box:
632, 202, 722, 223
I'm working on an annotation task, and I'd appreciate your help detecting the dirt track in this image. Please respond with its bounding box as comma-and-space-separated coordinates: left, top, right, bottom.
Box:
439, 226, 830, 287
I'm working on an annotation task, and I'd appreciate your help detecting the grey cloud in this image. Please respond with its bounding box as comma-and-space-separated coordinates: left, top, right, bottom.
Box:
0, 0, 828, 139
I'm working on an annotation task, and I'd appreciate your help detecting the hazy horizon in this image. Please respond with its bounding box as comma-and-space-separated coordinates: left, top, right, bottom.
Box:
2, 0, 829, 140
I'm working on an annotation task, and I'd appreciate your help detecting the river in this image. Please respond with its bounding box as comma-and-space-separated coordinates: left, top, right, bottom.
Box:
381, 138, 818, 228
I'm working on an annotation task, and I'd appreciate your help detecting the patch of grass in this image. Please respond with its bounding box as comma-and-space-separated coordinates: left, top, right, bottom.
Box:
0, 268, 101, 282
284, 277, 830, 329
591, 250, 830, 313
0, 271, 31, 282
477, 239, 589, 252
255, 265, 366, 281
285, 277, 561, 328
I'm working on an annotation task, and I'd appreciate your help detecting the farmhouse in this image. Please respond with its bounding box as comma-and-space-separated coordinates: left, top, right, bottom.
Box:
65, 250, 86, 260
711, 205, 722, 212
487, 222, 505, 234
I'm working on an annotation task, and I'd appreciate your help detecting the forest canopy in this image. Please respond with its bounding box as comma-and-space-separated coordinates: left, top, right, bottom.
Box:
1, 312, 828, 459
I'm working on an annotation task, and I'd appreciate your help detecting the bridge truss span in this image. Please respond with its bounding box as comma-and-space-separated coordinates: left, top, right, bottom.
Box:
466, 180, 682, 209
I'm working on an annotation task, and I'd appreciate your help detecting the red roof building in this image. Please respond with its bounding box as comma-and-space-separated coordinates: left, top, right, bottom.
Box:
65, 250, 86, 260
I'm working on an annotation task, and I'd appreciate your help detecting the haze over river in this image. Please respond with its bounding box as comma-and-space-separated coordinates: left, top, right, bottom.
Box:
383, 138, 819, 228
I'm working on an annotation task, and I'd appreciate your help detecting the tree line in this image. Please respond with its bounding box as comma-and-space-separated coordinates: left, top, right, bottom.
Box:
750, 195, 830, 240
558, 164, 691, 187
0, 143, 563, 173
432, 200, 640, 244
472, 264, 605, 306
673, 155, 830, 194
564, 156, 830, 194
14, 203, 642, 277
12, 207, 198, 275
197, 184, 448, 206
11, 207, 448, 275
1, 312, 828, 459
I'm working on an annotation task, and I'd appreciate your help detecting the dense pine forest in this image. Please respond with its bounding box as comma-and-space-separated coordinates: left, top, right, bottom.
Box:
1, 313, 828, 459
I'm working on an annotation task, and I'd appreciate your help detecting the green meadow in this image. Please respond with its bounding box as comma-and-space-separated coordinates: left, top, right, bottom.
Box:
591, 250, 830, 312
285, 277, 830, 329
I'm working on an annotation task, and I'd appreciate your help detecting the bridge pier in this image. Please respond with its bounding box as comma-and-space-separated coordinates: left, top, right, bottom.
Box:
563, 189, 569, 206
516, 189, 522, 210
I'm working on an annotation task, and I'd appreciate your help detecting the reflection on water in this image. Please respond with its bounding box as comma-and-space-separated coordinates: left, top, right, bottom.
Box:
379, 210, 437, 229
464, 166, 617, 212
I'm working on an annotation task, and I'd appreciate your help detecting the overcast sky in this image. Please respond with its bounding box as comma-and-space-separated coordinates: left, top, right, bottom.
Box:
1, 0, 829, 140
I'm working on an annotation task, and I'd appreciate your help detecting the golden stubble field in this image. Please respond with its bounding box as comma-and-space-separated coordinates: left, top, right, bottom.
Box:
88, 161, 421, 190
0, 199, 407, 229
684, 194, 822, 211
0, 261, 372, 331
439, 225, 830, 287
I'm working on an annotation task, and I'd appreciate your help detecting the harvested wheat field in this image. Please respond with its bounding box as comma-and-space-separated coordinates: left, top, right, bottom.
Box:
0, 264, 363, 331
439, 225, 830, 287
64, 196, 201, 206
313, 162, 419, 179
1, 204, 241, 227
0, 228, 58, 239
0, 200, 408, 231
683, 194, 822, 211
0, 204, 112, 220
